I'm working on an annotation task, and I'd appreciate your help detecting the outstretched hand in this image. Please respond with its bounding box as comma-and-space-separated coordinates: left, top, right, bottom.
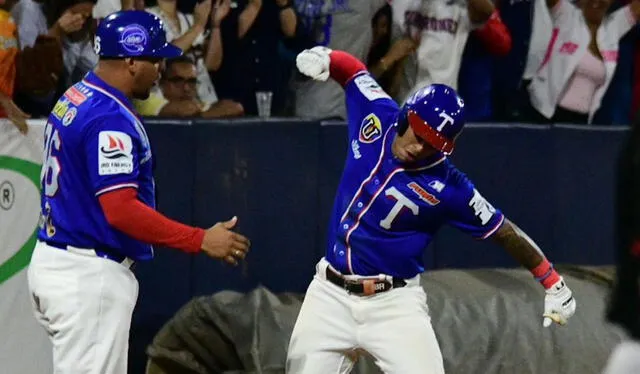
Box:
201, 216, 250, 266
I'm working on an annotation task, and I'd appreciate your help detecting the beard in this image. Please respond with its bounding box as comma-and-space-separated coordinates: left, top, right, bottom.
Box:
132, 87, 152, 101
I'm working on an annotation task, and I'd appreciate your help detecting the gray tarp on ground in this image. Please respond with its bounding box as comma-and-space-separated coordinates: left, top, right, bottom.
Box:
146, 266, 627, 374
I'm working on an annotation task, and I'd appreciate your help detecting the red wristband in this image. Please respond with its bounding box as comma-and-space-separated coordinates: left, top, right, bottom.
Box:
531, 259, 561, 289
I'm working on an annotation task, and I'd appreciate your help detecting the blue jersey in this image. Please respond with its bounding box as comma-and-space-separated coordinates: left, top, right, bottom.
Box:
38, 71, 155, 261
325, 72, 505, 278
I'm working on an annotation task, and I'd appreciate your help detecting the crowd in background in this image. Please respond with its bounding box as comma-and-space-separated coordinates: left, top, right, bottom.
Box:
1, 0, 640, 134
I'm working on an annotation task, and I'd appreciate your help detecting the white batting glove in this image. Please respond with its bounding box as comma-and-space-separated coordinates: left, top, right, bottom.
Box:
296, 46, 332, 81
542, 277, 576, 327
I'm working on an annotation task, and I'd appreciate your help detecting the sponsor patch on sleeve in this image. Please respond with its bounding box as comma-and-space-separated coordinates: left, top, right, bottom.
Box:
354, 74, 391, 102
98, 131, 134, 176
64, 86, 88, 106
52, 99, 70, 120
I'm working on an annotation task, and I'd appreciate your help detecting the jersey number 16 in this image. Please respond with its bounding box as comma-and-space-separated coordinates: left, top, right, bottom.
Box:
41, 123, 62, 197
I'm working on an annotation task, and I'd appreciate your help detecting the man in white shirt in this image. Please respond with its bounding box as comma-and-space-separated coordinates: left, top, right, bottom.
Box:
390, 0, 495, 104
93, 0, 138, 20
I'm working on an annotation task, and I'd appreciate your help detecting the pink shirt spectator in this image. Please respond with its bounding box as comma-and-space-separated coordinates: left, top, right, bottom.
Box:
558, 51, 606, 114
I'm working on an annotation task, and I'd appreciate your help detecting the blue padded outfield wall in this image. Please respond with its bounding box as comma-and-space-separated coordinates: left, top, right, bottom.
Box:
129, 119, 628, 372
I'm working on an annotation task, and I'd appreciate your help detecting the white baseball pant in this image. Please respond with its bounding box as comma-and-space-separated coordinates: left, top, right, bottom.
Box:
601, 340, 640, 374
27, 240, 138, 374
286, 257, 445, 374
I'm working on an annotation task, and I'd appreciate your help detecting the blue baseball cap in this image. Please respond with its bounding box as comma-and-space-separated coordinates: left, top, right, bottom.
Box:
94, 10, 182, 59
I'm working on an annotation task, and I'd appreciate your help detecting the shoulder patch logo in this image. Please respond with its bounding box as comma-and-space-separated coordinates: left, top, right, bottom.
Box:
428, 180, 445, 193
359, 113, 382, 144
408, 182, 440, 206
354, 74, 391, 101
62, 107, 77, 126
98, 131, 134, 176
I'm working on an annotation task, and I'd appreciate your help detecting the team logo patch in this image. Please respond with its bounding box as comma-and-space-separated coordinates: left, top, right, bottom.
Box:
407, 182, 440, 206
359, 113, 382, 143
119, 24, 148, 55
62, 107, 77, 126
64, 86, 87, 105
98, 131, 134, 176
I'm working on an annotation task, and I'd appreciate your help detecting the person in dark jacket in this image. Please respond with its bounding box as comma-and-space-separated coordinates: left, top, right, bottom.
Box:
603, 117, 640, 374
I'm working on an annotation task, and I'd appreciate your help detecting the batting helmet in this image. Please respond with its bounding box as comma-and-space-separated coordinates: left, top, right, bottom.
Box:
397, 84, 465, 156
94, 10, 182, 59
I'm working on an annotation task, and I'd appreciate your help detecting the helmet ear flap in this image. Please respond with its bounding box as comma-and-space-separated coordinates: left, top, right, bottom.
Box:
397, 107, 409, 136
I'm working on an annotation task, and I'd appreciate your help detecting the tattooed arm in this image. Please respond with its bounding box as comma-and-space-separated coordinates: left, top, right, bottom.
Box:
491, 218, 576, 326
492, 219, 545, 269
491, 218, 560, 288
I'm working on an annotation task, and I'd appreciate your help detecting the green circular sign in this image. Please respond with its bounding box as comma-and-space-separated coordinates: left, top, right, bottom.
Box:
0, 156, 41, 285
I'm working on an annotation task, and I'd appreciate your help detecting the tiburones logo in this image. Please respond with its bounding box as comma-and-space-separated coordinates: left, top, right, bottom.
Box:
100, 135, 128, 159
119, 24, 148, 54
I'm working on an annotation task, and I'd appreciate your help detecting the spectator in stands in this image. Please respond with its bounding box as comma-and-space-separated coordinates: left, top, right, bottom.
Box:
146, 0, 220, 111
135, 56, 244, 117
93, 0, 142, 21
45, 1, 98, 91
491, 0, 535, 122
457, 8, 513, 122
389, 0, 497, 104
213, 0, 297, 116
598, 0, 640, 126
12, 0, 86, 48
292, 0, 386, 119
367, 4, 415, 99
368, 4, 393, 68
595, 14, 638, 126
11, 0, 84, 117
602, 102, 640, 374
522, 0, 640, 124
0, 0, 29, 134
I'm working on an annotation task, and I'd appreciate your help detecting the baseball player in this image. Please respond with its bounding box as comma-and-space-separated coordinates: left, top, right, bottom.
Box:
286, 47, 577, 374
601, 122, 640, 373
27, 10, 250, 374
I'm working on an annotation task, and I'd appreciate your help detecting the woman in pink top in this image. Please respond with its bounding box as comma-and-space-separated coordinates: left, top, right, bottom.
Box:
553, 38, 607, 124
523, 0, 640, 124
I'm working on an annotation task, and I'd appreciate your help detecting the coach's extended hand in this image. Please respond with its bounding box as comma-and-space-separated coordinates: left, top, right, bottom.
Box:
201, 216, 250, 265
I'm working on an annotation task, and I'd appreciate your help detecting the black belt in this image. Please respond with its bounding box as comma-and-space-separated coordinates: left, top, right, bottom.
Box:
43, 240, 134, 269
325, 266, 407, 296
